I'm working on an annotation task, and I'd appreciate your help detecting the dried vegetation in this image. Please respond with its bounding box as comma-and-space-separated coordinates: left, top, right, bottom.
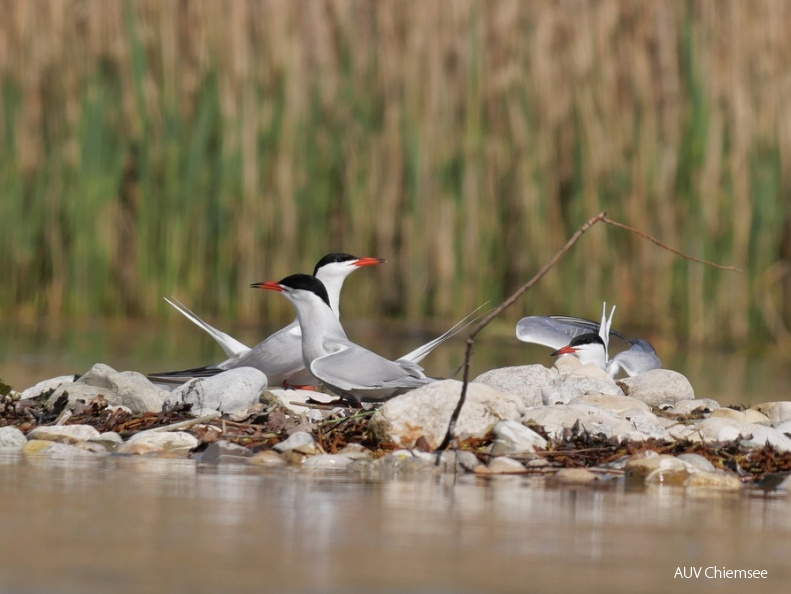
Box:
0, 1, 790, 346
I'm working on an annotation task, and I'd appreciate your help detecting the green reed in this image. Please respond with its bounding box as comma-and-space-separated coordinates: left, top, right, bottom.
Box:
0, 0, 789, 348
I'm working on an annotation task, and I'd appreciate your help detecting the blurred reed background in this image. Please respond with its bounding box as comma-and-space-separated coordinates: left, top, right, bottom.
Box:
1, 0, 790, 349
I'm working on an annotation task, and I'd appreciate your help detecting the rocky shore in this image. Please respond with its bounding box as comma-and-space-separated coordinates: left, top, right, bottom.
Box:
2, 358, 791, 492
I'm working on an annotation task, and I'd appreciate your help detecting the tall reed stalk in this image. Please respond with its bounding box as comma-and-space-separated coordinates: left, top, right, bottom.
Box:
0, 0, 789, 347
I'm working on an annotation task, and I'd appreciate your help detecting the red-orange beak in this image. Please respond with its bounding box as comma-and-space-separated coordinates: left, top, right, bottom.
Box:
353, 257, 386, 267
550, 345, 576, 357
250, 281, 284, 292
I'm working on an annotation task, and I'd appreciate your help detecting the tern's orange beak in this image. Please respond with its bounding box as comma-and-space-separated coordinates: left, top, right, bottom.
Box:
250, 281, 284, 292
550, 345, 576, 357
353, 257, 386, 267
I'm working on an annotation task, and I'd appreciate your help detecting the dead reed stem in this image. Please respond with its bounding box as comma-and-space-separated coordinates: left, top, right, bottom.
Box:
0, 1, 788, 345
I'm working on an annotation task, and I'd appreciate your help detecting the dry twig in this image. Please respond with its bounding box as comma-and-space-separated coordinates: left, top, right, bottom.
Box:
436, 211, 741, 455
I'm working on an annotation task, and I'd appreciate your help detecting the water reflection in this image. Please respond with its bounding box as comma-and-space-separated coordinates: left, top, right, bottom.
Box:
1, 319, 788, 406
0, 455, 789, 593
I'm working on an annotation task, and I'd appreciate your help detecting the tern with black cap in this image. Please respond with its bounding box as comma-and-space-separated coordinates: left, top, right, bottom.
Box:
516, 303, 661, 377
149, 253, 384, 387
252, 274, 436, 403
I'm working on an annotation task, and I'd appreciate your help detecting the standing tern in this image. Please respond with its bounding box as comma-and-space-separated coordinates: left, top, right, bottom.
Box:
149, 253, 384, 387
252, 274, 436, 403
516, 303, 661, 377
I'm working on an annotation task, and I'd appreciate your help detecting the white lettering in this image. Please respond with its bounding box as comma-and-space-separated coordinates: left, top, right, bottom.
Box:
675, 567, 702, 578
699, 567, 768, 579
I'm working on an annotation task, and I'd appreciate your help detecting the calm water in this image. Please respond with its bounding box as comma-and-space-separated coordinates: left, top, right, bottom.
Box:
0, 318, 789, 405
0, 454, 789, 594
1, 320, 790, 593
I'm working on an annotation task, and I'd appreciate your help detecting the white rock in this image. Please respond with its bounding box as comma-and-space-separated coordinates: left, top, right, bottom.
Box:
47, 363, 166, 413
472, 365, 552, 407
335, 444, 372, 459
78, 364, 168, 413
490, 420, 547, 456
20, 375, 75, 399
677, 453, 716, 472
49, 384, 110, 406
268, 388, 338, 415
249, 450, 287, 466
709, 408, 747, 422
750, 402, 791, 427
303, 454, 354, 469
685, 471, 743, 490
738, 424, 791, 452
369, 379, 525, 450
0, 426, 27, 450
774, 421, 791, 436
273, 431, 316, 453
541, 374, 623, 406
617, 408, 658, 421
675, 417, 742, 442
617, 369, 694, 406
552, 356, 611, 380
625, 454, 696, 485
476, 456, 527, 474
28, 425, 101, 444
667, 423, 703, 441
554, 468, 599, 483
523, 404, 632, 441
24, 440, 106, 458
624, 414, 671, 441
166, 367, 266, 415
116, 441, 163, 455
570, 394, 650, 414
672, 399, 721, 415
743, 409, 772, 426
127, 431, 199, 451
90, 432, 124, 446
655, 416, 687, 429
199, 440, 252, 464
676, 417, 791, 452
455, 450, 484, 472
377, 451, 437, 474
529, 402, 665, 442
106, 405, 133, 415
192, 407, 222, 418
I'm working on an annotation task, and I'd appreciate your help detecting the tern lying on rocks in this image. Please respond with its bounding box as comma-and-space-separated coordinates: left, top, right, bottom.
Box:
516, 303, 661, 377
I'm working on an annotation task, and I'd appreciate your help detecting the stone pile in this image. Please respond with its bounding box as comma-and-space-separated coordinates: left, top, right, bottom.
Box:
2, 357, 791, 492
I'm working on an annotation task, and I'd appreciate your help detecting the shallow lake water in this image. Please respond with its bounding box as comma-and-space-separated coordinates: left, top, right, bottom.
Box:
0, 318, 788, 406
1, 320, 790, 593
1, 454, 790, 594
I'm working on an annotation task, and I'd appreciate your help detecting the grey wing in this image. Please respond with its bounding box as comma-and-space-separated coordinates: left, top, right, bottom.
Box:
516, 315, 627, 349
549, 314, 626, 340
311, 339, 428, 392
166, 297, 250, 358
608, 340, 661, 377
223, 320, 305, 384
516, 316, 600, 349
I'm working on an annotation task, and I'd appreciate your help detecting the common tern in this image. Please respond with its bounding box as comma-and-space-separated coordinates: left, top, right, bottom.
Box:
516, 303, 661, 377
149, 253, 384, 387
252, 274, 436, 403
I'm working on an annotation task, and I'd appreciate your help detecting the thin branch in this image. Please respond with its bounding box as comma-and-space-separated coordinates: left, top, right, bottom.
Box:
435, 211, 740, 457
602, 216, 743, 272
135, 411, 221, 434
436, 211, 609, 452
